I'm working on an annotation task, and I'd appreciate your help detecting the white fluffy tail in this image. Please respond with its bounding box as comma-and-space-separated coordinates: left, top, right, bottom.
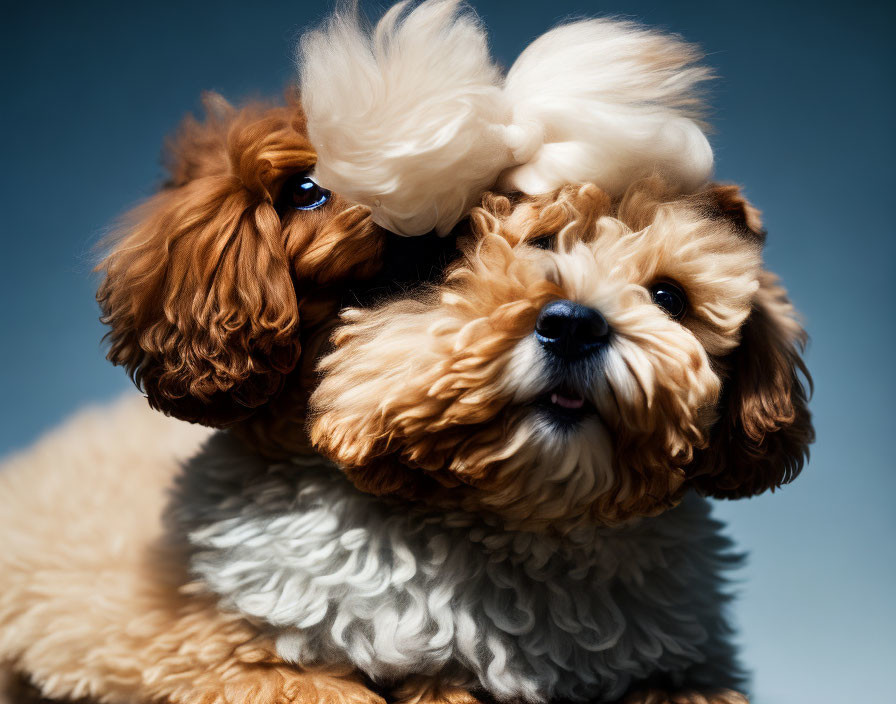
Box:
298, 1, 714, 236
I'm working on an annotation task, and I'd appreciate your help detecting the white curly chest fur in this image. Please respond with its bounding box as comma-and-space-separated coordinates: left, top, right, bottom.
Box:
170, 435, 743, 703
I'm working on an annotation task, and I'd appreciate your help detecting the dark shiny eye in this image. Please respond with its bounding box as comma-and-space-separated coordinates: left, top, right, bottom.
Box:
649, 281, 688, 320
284, 173, 330, 210
530, 234, 556, 250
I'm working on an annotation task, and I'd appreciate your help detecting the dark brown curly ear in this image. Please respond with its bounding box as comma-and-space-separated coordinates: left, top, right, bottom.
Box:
691, 271, 814, 498
97, 102, 314, 426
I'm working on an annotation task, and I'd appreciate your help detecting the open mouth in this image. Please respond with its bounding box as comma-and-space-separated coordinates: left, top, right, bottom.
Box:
535, 385, 596, 425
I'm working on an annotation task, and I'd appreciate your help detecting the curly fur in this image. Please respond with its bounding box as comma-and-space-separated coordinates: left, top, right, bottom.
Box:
4, 180, 811, 704
689, 271, 814, 497
300, 0, 713, 235
171, 434, 745, 703
0, 396, 390, 704
4, 4, 810, 702
309, 180, 811, 529
97, 96, 385, 428
167, 180, 809, 703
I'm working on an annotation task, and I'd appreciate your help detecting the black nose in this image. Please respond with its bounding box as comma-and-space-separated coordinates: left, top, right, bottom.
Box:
535, 300, 609, 359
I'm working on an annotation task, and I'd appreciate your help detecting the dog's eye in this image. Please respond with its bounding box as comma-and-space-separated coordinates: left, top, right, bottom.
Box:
284, 174, 331, 210
530, 234, 556, 250
649, 281, 688, 320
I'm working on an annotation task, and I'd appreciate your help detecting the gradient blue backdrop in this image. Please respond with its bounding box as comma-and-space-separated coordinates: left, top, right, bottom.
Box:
2, 1, 893, 701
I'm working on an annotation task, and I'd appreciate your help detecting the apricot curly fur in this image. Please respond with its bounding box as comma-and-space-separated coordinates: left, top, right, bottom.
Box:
310, 180, 812, 528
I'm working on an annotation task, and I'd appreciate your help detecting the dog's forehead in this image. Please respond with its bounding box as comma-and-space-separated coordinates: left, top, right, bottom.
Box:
495, 188, 759, 258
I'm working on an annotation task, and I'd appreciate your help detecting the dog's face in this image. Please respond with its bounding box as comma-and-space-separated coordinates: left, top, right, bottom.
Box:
98, 96, 386, 427
99, 99, 812, 531
309, 180, 813, 528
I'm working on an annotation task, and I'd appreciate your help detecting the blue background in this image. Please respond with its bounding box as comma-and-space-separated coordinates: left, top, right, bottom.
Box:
1, 1, 893, 701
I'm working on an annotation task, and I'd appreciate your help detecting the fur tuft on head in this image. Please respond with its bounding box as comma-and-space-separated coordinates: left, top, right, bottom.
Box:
299, 0, 510, 236
499, 19, 713, 196
298, 1, 713, 235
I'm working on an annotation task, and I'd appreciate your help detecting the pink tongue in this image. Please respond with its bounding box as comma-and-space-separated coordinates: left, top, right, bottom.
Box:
551, 393, 584, 409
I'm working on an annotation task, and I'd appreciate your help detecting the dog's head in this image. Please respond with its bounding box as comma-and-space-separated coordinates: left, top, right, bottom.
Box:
97, 95, 387, 428
98, 1, 717, 443
309, 180, 813, 528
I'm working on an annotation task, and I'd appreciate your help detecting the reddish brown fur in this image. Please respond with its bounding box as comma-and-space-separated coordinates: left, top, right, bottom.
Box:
97, 96, 385, 429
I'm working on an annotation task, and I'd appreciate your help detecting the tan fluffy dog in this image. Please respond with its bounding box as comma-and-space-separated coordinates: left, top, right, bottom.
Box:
0, 396, 380, 704
0, 96, 397, 703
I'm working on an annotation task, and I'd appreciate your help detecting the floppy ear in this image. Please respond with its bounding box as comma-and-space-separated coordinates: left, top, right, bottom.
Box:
699, 182, 766, 241
691, 270, 814, 497
97, 100, 313, 426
